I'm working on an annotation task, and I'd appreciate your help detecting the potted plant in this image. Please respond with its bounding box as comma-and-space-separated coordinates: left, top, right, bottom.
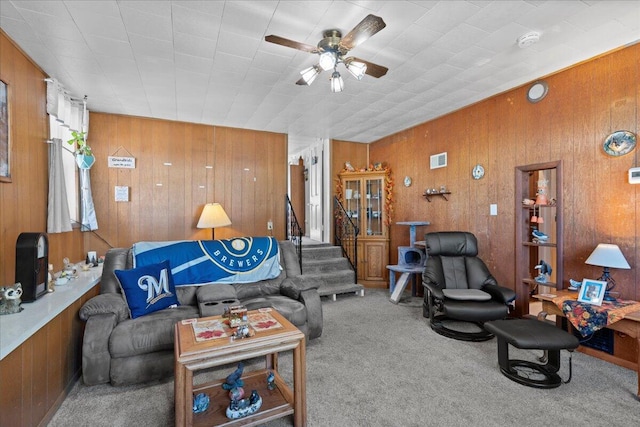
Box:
67, 130, 95, 169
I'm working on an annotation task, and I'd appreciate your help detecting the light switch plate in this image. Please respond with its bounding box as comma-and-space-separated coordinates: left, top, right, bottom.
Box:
490, 204, 497, 216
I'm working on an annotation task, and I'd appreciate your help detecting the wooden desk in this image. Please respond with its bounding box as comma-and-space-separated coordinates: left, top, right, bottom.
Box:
174, 309, 306, 427
534, 290, 640, 398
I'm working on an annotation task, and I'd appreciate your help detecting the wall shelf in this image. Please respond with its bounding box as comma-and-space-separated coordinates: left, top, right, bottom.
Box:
423, 191, 451, 202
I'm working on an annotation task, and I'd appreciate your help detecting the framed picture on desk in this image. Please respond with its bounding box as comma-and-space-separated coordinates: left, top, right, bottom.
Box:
578, 279, 607, 306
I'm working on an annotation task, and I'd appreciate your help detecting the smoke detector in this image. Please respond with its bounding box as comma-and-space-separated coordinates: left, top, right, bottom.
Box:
517, 31, 541, 48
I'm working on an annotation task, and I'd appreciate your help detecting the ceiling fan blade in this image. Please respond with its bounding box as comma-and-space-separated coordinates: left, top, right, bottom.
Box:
348, 57, 388, 78
339, 14, 386, 52
265, 35, 318, 53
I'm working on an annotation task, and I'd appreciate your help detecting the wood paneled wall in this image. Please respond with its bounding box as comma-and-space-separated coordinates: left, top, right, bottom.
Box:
370, 43, 640, 301
86, 113, 287, 252
0, 30, 84, 285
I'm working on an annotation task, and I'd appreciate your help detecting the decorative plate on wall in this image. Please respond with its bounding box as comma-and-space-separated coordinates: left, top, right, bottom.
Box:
472, 164, 485, 180
603, 130, 636, 156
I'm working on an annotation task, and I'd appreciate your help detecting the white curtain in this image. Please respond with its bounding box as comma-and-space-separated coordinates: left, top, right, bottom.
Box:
46, 78, 98, 232
79, 169, 98, 230
47, 138, 72, 233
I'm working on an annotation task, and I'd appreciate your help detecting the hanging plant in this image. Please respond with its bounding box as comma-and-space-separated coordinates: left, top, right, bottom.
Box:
67, 130, 95, 169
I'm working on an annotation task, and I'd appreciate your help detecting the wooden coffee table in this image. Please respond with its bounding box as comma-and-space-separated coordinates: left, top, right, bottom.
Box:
174, 309, 306, 427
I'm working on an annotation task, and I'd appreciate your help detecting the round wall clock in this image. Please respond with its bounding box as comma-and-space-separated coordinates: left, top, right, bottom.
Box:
603, 130, 636, 156
403, 176, 412, 187
527, 80, 548, 103
472, 164, 485, 180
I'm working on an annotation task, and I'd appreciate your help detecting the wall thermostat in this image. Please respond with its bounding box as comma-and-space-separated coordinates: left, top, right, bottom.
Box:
629, 167, 640, 184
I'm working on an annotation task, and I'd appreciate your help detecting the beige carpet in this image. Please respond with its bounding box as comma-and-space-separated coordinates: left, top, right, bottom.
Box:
49, 290, 640, 426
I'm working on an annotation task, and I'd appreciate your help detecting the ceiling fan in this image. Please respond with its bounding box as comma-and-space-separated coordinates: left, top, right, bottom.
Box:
265, 14, 389, 92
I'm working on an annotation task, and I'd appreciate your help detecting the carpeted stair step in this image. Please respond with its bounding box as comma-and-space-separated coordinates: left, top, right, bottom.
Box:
304, 271, 365, 301
303, 257, 352, 274
301, 245, 344, 261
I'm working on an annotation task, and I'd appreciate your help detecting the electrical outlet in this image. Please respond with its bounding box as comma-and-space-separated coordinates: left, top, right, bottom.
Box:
267, 220, 273, 230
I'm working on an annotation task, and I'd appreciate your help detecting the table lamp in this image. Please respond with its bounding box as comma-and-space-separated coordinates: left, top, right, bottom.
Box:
585, 243, 630, 301
197, 203, 231, 239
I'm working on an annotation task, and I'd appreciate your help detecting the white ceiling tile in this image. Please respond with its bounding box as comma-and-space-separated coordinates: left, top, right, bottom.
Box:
129, 33, 173, 61
219, 1, 276, 39
174, 53, 213, 74
415, 1, 481, 34
216, 30, 261, 59
174, 32, 218, 58
120, 6, 172, 41
172, 3, 221, 40
85, 35, 135, 60
431, 23, 490, 54
465, 0, 536, 32
66, 5, 128, 41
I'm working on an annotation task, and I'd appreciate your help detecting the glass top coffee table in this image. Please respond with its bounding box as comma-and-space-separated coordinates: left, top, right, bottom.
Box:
174, 309, 306, 427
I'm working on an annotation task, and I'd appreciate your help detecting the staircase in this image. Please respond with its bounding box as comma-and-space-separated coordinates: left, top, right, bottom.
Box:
301, 244, 365, 301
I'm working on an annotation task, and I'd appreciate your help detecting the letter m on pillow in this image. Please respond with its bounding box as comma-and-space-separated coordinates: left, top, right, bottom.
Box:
138, 268, 171, 304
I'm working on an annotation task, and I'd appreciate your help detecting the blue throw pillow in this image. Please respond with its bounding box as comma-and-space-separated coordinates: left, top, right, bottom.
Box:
115, 260, 179, 319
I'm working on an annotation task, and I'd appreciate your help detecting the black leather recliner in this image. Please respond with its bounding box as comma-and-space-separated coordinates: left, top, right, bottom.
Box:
422, 231, 516, 341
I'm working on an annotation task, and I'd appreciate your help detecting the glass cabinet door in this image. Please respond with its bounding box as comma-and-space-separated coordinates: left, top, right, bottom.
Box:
343, 179, 361, 232
365, 177, 383, 236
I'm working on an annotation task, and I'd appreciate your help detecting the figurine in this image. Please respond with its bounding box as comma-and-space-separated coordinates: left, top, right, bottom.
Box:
222, 363, 245, 391
226, 390, 262, 419
568, 279, 582, 291
266, 371, 276, 390
345, 161, 355, 172
534, 260, 553, 284
192, 393, 210, 414
0, 283, 24, 315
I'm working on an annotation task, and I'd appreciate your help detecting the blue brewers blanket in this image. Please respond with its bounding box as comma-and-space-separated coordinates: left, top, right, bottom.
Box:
132, 237, 281, 286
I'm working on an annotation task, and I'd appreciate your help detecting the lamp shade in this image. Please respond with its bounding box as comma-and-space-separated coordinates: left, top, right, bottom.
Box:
197, 203, 231, 229
330, 71, 344, 93
585, 244, 630, 269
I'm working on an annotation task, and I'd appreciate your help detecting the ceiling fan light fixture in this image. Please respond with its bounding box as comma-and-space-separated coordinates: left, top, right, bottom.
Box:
330, 70, 344, 93
345, 60, 367, 80
318, 51, 337, 71
300, 65, 320, 85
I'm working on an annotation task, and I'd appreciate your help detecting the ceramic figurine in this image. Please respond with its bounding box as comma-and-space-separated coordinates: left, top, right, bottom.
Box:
226, 390, 262, 419
266, 371, 276, 390
192, 393, 209, 414
534, 260, 553, 284
0, 283, 24, 315
222, 363, 245, 391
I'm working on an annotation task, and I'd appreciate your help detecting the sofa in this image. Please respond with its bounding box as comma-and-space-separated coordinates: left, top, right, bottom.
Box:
79, 239, 323, 386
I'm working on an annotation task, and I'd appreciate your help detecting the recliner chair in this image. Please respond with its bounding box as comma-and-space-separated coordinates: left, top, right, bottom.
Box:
422, 231, 516, 341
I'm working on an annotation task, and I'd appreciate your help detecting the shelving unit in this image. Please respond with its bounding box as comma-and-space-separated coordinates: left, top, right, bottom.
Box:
339, 170, 390, 287
423, 191, 451, 202
514, 161, 563, 318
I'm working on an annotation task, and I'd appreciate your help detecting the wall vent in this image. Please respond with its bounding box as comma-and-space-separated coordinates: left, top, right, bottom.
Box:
430, 152, 447, 169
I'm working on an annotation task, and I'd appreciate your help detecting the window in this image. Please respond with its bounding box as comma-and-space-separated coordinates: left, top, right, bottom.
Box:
49, 115, 79, 224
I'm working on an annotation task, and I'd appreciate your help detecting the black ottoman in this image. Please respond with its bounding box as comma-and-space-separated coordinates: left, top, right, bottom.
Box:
484, 318, 579, 389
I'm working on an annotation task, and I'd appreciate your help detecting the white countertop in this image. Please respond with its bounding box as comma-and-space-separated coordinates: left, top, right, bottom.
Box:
0, 265, 102, 360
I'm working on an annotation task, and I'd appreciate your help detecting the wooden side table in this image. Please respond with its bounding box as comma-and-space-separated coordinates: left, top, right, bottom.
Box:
174, 309, 306, 426
534, 290, 640, 398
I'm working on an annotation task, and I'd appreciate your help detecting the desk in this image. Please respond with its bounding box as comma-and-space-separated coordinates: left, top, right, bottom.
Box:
534, 290, 640, 398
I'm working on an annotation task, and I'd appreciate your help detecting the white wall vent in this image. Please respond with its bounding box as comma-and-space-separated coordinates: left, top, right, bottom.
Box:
430, 152, 447, 169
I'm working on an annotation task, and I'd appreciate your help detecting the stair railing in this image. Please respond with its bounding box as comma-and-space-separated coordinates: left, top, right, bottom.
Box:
285, 194, 304, 274
333, 196, 359, 281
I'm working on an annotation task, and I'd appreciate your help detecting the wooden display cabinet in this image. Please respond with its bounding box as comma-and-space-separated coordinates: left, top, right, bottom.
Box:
339, 170, 390, 288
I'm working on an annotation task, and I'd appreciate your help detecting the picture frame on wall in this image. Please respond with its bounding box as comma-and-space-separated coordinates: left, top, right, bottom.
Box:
577, 279, 607, 306
0, 78, 10, 183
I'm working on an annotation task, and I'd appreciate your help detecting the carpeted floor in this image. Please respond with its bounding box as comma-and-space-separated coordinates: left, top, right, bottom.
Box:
49, 290, 640, 426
